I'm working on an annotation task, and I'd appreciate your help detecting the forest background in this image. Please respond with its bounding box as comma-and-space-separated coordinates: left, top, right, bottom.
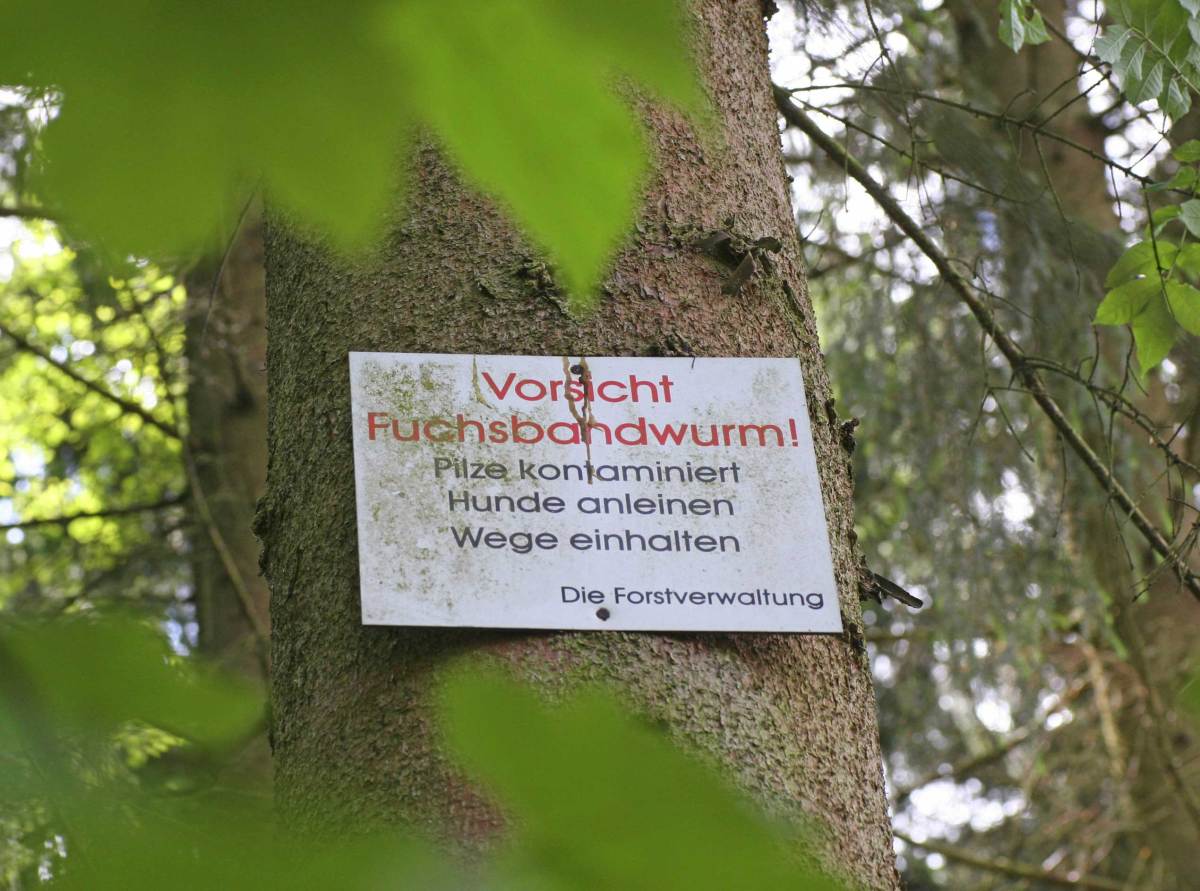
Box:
3, 1, 1200, 889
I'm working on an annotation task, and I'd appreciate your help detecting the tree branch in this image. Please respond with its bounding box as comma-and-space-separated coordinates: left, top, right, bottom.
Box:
0, 494, 187, 530
894, 831, 1132, 890
785, 81, 1166, 192
0, 321, 181, 441
891, 678, 1086, 806
774, 87, 1200, 605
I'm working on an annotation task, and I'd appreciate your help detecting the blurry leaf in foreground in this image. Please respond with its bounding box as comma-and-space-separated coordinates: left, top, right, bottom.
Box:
1, 0, 698, 299
380, 0, 696, 301
439, 669, 843, 891
0, 613, 458, 890
57, 805, 459, 891
0, 613, 261, 746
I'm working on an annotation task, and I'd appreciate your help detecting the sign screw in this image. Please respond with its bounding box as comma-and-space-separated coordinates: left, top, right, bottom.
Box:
595, 607, 610, 621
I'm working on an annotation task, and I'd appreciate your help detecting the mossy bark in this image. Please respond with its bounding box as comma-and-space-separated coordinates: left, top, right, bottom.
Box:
259, 2, 897, 887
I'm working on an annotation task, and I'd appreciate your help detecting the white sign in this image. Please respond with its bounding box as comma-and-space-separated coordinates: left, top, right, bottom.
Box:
349, 352, 841, 632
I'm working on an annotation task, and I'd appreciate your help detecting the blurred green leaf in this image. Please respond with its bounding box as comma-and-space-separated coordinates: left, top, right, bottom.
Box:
379, 0, 696, 299
1146, 167, 1197, 192
1024, 10, 1050, 45
439, 668, 843, 891
1172, 139, 1200, 162
1180, 198, 1200, 236
57, 805, 458, 891
1151, 205, 1182, 235
1182, 671, 1200, 719
1129, 59, 1166, 104
1177, 241, 1200, 274
998, 0, 1026, 52
0, 614, 260, 746
0, 0, 697, 299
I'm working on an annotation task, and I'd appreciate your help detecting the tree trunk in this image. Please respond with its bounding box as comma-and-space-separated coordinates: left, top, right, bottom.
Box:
258, 2, 897, 887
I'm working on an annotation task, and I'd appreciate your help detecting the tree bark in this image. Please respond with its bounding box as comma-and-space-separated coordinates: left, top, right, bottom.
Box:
259, 2, 897, 887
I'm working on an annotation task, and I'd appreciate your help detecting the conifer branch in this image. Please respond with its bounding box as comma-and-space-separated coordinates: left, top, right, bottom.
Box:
774, 87, 1200, 604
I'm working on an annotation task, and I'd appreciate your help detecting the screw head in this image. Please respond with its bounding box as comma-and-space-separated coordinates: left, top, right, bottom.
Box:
595, 607, 610, 621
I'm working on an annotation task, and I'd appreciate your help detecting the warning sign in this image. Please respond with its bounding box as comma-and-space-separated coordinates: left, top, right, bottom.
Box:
349, 352, 841, 632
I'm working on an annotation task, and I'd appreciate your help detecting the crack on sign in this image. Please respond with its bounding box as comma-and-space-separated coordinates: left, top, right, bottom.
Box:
470, 355, 497, 409
562, 355, 601, 484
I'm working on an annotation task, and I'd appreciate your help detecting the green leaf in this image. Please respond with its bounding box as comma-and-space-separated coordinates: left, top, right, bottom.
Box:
0, 0, 698, 299
540, 0, 700, 110
1190, 16, 1200, 48
57, 812, 455, 891
439, 669, 845, 890
1095, 26, 1132, 64
1095, 277, 1161, 324
1125, 40, 1148, 82
1132, 293, 1177, 372
1025, 10, 1050, 45
1147, 167, 1198, 191
18, 6, 413, 258
1000, 0, 1026, 52
1152, 204, 1182, 235
1106, 240, 1176, 288
1096, 26, 1132, 65
1176, 241, 1200, 274
0, 614, 261, 746
1164, 77, 1192, 120
1180, 198, 1200, 236
1130, 59, 1166, 104
1172, 139, 1200, 162
1166, 280, 1200, 333
1182, 671, 1200, 721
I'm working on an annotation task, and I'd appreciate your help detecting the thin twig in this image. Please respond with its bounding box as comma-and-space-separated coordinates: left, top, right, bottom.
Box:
895, 830, 1132, 890
786, 82, 1168, 191
0, 494, 187, 530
